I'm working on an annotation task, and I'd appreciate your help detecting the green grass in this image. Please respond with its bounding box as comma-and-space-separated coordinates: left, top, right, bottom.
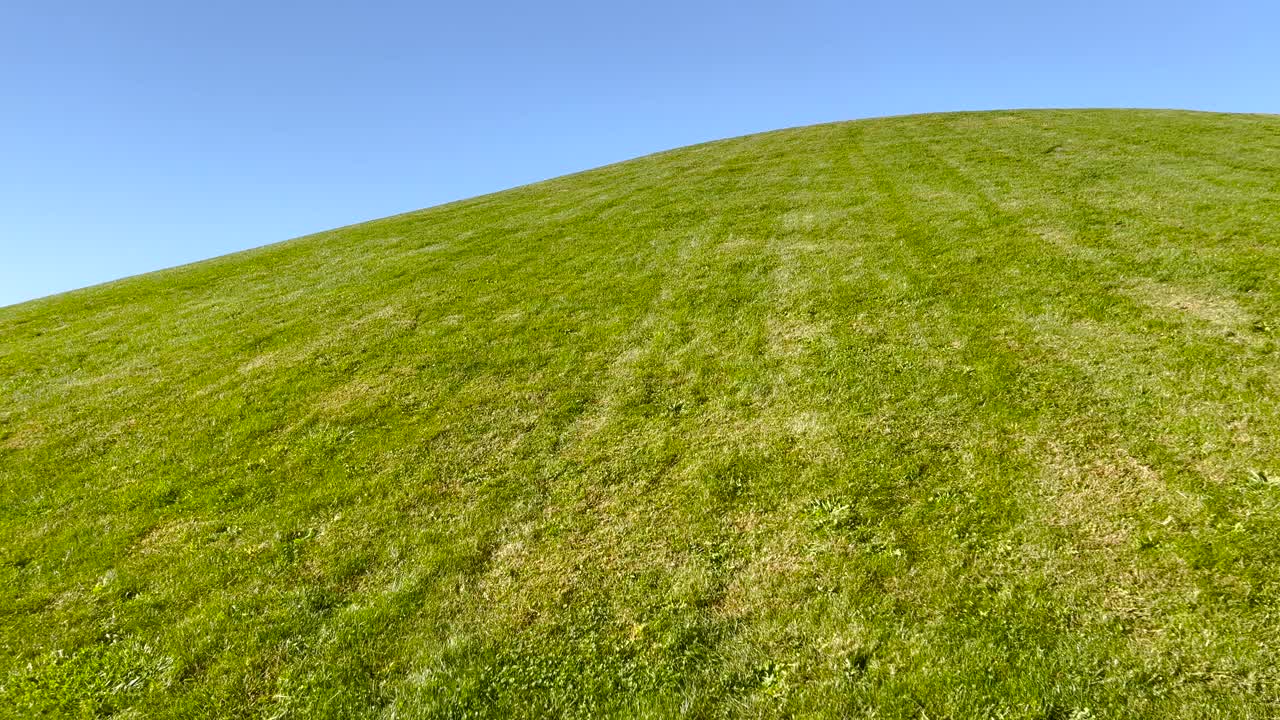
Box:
3, 109, 1280, 718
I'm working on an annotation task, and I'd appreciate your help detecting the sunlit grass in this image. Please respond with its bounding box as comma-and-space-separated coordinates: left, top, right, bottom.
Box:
3, 109, 1280, 718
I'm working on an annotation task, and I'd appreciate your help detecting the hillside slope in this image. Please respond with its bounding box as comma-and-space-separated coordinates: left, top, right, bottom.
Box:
3, 110, 1280, 718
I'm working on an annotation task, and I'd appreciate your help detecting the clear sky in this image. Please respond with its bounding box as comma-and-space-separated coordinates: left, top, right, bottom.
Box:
1, 1, 1276, 307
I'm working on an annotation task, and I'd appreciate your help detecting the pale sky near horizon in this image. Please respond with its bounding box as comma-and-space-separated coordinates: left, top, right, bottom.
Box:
1, 1, 1276, 307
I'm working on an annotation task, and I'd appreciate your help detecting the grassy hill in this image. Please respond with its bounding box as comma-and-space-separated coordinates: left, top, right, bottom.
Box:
3, 109, 1280, 718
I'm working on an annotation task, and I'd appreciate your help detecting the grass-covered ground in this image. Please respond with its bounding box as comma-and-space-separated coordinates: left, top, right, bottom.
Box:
3, 109, 1280, 718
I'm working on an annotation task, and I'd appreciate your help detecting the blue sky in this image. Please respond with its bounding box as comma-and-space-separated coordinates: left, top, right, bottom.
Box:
1, 1, 1276, 307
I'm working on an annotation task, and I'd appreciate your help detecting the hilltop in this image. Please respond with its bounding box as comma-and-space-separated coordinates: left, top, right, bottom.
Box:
3, 110, 1280, 718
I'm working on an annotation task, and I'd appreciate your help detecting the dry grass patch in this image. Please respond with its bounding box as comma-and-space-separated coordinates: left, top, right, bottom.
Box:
1039, 443, 1190, 549
1, 420, 44, 450
1122, 280, 1257, 340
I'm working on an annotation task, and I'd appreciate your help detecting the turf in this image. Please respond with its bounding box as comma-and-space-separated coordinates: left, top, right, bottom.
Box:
3, 109, 1280, 718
